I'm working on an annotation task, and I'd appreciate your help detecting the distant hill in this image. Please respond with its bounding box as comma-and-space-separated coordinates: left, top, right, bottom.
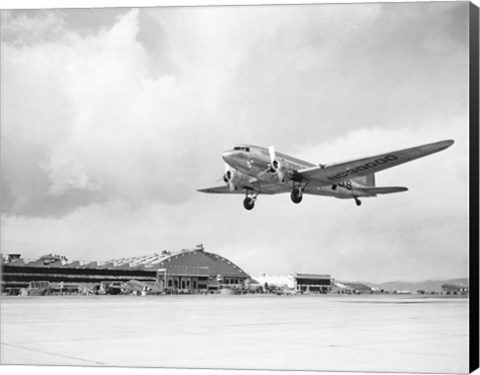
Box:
361, 278, 468, 293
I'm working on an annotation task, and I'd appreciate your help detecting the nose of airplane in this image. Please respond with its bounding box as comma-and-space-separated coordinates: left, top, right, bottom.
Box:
222, 150, 236, 164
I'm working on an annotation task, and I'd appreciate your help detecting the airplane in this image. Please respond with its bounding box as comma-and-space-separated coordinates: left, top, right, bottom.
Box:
198, 139, 454, 210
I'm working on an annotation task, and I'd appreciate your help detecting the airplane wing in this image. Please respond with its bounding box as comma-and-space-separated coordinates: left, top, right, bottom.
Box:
297, 140, 454, 185
197, 186, 246, 194
198, 183, 289, 195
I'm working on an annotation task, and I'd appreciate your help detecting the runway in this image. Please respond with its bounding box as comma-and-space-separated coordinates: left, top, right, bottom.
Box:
0, 294, 469, 373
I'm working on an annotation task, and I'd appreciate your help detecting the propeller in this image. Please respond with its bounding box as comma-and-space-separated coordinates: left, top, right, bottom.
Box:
268, 145, 276, 170
222, 163, 235, 192
267, 145, 285, 182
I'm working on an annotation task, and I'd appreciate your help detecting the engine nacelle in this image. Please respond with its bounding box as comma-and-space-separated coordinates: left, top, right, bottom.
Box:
223, 168, 251, 191
268, 159, 287, 182
223, 170, 233, 184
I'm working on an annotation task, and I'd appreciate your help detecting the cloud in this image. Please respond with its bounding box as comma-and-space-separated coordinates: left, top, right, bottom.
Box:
1, 9, 214, 217
1, 10, 65, 45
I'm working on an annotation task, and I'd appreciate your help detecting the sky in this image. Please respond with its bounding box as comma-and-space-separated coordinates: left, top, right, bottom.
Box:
0, 2, 470, 282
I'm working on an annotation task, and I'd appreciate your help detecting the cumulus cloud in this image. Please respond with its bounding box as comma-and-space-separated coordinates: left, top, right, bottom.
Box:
1, 10, 65, 45
1, 9, 212, 217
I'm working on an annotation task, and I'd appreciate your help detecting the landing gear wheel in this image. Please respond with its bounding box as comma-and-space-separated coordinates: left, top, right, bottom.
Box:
291, 188, 303, 204
243, 197, 255, 210
354, 197, 362, 206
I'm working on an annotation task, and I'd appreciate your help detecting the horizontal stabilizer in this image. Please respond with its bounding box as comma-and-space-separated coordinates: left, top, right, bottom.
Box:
359, 186, 408, 196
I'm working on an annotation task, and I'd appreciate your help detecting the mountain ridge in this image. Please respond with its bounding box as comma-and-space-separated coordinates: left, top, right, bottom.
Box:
353, 278, 468, 292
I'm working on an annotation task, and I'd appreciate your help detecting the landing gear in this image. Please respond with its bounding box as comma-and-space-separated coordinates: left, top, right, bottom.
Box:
290, 185, 303, 204
354, 197, 362, 206
243, 190, 258, 210
243, 197, 255, 210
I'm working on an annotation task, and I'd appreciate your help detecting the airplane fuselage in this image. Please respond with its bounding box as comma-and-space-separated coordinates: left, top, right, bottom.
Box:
222, 145, 364, 199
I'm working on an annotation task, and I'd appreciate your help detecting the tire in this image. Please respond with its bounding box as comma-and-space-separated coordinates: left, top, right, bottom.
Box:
291, 189, 303, 204
243, 198, 255, 210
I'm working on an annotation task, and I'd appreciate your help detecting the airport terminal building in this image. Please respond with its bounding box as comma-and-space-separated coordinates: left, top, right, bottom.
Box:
255, 273, 333, 293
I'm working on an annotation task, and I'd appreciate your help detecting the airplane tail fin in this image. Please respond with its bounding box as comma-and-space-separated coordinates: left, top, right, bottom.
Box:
353, 173, 408, 196
352, 173, 375, 187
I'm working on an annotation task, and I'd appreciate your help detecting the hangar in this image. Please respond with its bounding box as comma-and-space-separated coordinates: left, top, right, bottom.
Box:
117, 245, 250, 292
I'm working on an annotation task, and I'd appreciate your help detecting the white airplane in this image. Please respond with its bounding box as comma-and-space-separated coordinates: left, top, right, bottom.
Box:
198, 139, 454, 210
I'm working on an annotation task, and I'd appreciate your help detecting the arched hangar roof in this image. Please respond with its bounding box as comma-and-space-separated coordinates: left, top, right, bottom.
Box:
157, 250, 250, 278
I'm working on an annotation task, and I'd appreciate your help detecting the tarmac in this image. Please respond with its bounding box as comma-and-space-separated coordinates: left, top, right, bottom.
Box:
0, 294, 469, 373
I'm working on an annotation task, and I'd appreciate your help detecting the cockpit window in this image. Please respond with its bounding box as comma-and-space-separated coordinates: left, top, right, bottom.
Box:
233, 146, 250, 152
